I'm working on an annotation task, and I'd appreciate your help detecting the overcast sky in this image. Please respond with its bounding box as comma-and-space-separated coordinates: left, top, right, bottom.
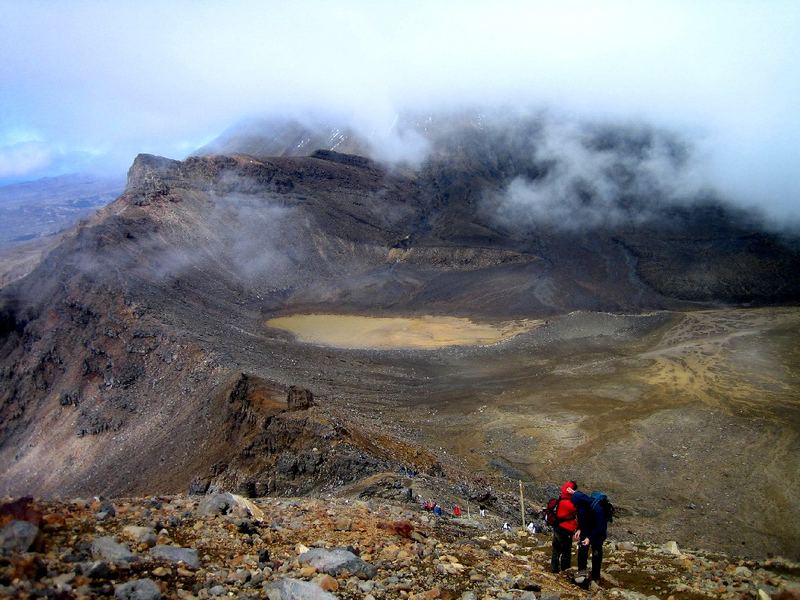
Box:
1, 1, 798, 220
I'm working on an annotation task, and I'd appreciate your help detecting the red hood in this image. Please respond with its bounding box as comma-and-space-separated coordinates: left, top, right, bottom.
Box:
560, 481, 576, 498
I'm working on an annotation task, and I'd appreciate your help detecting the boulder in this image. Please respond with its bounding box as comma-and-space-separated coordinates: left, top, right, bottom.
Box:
197, 493, 265, 522
92, 536, 137, 562
266, 578, 335, 600
0, 520, 39, 554
0, 497, 42, 525
734, 566, 753, 578
661, 541, 682, 556
114, 578, 161, 600
299, 547, 377, 579
96, 499, 116, 518
122, 526, 157, 547
287, 386, 314, 411
149, 545, 200, 569
188, 478, 210, 495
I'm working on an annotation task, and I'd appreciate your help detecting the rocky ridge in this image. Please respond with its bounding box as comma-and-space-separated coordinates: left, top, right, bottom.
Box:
2, 493, 799, 600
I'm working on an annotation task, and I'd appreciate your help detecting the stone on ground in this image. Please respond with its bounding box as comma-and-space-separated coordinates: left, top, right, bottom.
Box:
114, 578, 161, 600
266, 577, 336, 600
299, 547, 377, 579
149, 545, 200, 568
92, 536, 137, 562
0, 520, 39, 553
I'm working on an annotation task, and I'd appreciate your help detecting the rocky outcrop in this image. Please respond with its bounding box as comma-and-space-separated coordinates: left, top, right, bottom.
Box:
199, 410, 405, 497
386, 246, 538, 271
122, 154, 182, 206
286, 386, 314, 411
311, 149, 375, 169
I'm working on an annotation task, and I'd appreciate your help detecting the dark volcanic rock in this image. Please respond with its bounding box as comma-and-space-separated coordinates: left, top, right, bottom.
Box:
86, 560, 114, 579
311, 148, 374, 169
287, 385, 314, 411
149, 544, 199, 568
188, 477, 210, 496
114, 578, 162, 600
299, 547, 377, 579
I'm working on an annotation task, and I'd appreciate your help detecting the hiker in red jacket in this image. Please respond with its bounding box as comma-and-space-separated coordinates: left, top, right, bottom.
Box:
551, 480, 579, 573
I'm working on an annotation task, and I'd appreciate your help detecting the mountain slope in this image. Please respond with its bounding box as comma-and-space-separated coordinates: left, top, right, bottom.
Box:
0, 125, 799, 558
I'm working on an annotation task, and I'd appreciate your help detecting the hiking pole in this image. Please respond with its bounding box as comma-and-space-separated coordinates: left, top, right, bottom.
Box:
519, 480, 525, 530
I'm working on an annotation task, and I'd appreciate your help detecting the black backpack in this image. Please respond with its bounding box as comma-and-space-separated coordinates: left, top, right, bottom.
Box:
590, 491, 614, 523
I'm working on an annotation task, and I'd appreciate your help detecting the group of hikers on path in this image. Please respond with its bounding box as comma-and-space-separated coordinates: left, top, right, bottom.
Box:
415, 479, 613, 588
421, 498, 462, 517
546, 480, 614, 587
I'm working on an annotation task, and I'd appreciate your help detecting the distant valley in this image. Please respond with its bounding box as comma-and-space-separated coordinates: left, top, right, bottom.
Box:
0, 173, 123, 246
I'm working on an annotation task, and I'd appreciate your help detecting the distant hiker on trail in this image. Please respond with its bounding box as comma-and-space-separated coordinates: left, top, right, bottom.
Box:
547, 480, 579, 573
502, 521, 511, 531
433, 505, 443, 517
479, 504, 486, 517
572, 490, 613, 584
527, 521, 536, 534
453, 504, 462, 517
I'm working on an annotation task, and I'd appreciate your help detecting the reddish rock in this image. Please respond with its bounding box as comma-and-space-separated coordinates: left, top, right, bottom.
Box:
0, 497, 43, 527
380, 519, 414, 539
317, 574, 339, 591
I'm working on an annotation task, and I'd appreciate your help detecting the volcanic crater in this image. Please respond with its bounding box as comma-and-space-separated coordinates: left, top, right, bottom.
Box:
1, 118, 799, 561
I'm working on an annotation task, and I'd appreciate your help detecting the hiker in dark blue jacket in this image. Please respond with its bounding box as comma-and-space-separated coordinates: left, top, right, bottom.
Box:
572, 491, 609, 582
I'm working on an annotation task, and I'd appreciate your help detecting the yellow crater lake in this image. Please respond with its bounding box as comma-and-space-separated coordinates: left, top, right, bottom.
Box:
266, 314, 540, 349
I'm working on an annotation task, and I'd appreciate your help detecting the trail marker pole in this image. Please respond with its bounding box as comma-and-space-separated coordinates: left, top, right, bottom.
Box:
519, 480, 526, 530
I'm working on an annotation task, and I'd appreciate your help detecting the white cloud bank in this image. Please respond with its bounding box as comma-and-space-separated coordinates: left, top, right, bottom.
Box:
0, 1, 798, 220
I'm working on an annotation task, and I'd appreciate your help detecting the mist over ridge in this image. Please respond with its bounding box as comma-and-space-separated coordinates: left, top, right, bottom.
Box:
1, 1, 798, 223
197, 108, 786, 236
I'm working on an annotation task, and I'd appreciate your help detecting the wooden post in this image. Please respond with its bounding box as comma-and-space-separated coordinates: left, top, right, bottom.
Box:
467, 502, 470, 519
519, 480, 526, 530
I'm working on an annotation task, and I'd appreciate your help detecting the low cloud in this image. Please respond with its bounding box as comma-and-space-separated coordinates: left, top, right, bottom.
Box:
488, 119, 710, 231
0, 142, 52, 179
